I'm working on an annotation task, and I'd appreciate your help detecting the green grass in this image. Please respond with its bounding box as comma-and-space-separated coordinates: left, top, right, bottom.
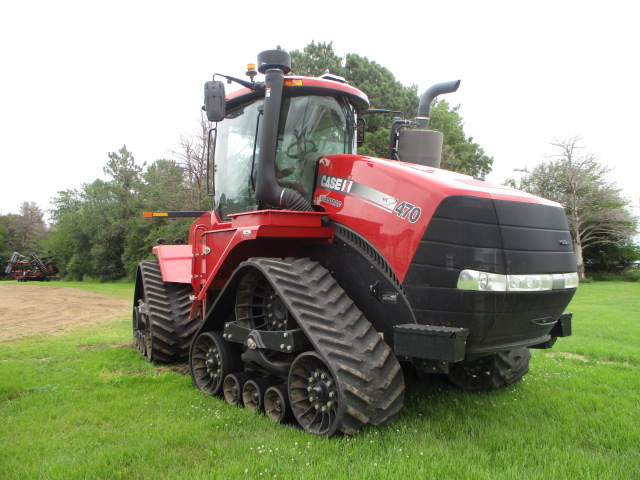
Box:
1, 282, 639, 479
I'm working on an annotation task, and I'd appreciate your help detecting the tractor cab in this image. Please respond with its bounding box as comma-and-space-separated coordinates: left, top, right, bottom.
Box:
204, 51, 369, 220
213, 93, 359, 219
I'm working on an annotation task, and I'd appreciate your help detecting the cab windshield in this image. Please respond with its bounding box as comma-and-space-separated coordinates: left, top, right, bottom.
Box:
214, 94, 355, 219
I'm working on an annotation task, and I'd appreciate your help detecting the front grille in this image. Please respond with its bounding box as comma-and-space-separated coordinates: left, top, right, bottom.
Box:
405, 196, 575, 288
402, 195, 576, 352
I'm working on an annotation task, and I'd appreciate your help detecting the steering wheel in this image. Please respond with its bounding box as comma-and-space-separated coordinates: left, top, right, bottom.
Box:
286, 139, 317, 159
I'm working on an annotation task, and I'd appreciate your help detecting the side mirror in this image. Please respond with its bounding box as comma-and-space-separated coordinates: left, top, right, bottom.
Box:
204, 81, 226, 122
356, 117, 366, 147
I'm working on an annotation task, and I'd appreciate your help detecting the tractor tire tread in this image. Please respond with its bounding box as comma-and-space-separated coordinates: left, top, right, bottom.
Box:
138, 260, 199, 363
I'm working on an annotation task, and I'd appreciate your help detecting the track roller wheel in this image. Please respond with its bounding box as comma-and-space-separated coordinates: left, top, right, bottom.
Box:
190, 332, 241, 396
264, 384, 291, 424
223, 372, 254, 406
447, 347, 531, 392
242, 378, 275, 412
289, 351, 342, 437
235, 269, 296, 331
144, 315, 154, 361
132, 306, 146, 356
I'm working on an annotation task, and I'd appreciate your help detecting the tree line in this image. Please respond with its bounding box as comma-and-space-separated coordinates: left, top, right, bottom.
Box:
1, 117, 212, 281
1, 42, 637, 281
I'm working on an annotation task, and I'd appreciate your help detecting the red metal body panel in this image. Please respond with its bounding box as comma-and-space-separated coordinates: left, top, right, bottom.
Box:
313, 155, 561, 283
154, 209, 333, 307
194, 210, 332, 295
152, 244, 192, 283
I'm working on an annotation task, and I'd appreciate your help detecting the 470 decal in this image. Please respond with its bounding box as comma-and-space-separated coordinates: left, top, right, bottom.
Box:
394, 201, 422, 223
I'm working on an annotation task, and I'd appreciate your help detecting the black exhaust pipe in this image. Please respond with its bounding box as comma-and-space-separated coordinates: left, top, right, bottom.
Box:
395, 80, 461, 168
255, 50, 313, 212
416, 80, 461, 129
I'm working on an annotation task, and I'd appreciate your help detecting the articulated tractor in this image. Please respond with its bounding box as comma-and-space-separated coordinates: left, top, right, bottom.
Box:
133, 50, 577, 436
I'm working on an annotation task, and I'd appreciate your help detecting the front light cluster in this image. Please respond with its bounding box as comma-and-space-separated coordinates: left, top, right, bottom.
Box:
457, 270, 579, 292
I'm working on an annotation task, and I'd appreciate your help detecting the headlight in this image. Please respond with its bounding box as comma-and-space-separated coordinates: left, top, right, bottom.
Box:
457, 270, 579, 291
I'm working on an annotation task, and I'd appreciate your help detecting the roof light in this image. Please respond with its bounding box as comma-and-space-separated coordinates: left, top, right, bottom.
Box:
246, 63, 257, 82
321, 73, 347, 83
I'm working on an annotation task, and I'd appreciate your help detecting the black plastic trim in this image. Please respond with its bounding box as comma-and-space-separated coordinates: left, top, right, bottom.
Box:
402, 195, 577, 354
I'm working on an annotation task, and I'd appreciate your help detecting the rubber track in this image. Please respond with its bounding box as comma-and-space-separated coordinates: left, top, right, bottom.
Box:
494, 347, 531, 387
138, 261, 201, 363
448, 347, 531, 392
245, 258, 405, 434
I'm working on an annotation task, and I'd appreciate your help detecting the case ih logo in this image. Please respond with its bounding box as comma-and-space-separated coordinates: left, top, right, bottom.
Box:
320, 175, 353, 193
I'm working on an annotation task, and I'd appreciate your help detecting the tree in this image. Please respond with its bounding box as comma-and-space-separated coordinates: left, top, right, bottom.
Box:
288, 41, 343, 77
0, 214, 13, 269
47, 146, 147, 281
121, 158, 193, 276
46, 189, 90, 280
171, 113, 215, 212
47, 146, 197, 281
0, 202, 48, 274
103, 145, 144, 217
428, 101, 493, 177
16, 202, 47, 250
582, 241, 640, 274
287, 42, 493, 177
0, 202, 46, 252
508, 137, 637, 278
142, 159, 189, 212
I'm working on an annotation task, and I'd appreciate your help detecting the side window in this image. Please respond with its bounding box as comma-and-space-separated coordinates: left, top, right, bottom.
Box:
275, 96, 354, 201
214, 101, 263, 219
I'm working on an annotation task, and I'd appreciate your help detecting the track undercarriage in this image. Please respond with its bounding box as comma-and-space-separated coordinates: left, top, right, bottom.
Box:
133, 256, 538, 436
132, 258, 530, 436
189, 258, 405, 436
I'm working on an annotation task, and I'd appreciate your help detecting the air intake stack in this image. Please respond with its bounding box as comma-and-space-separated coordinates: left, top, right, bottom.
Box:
255, 50, 313, 211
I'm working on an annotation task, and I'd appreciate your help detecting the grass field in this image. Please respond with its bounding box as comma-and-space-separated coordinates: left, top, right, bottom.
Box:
1, 282, 638, 479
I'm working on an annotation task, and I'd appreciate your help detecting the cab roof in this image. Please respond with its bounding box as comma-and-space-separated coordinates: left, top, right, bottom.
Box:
225, 75, 370, 113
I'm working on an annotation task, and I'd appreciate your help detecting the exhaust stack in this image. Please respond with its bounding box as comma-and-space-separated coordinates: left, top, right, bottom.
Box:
416, 80, 461, 129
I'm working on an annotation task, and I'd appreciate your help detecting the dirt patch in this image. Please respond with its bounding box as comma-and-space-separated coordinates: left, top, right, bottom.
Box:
545, 351, 590, 363
0, 284, 130, 340
156, 364, 190, 376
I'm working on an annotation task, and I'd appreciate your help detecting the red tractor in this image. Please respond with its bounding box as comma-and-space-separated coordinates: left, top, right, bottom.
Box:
133, 50, 577, 436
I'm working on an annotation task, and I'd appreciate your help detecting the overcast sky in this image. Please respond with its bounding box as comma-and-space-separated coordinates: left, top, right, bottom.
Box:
1, 0, 638, 223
